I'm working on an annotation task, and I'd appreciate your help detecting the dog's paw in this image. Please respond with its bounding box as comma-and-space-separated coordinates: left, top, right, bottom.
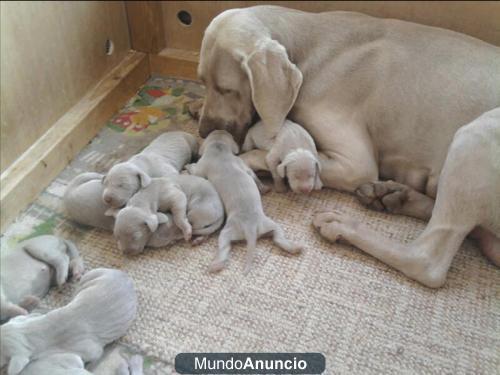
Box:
355, 181, 409, 213
19, 295, 40, 311
191, 236, 207, 246
288, 243, 304, 255
313, 211, 357, 243
208, 259, 227, 273
69, 259, 85, 281
182, 223, 193, 242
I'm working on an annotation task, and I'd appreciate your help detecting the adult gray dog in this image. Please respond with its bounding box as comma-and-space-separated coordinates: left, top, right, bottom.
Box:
196, 5, 500, 287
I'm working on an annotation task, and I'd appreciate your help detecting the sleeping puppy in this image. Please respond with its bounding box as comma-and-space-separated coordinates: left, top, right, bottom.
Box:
64, 172, 115, 231
107, 175, 225, 255
241, 119, 322, 193
63, 173, 196, 251
0, 268, 137, 375
19, 353, 91, 374
21, 352, 143, 375
186, 130, 303, 273
102, 131, 198, 208
0, 235, 84, 322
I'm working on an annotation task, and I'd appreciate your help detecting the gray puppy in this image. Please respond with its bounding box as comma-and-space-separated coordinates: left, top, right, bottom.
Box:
20, 352, 143, 375
102, 131, 198, 208
64, 172, 195, 251
64, 172, 115, 231
107, 175, 224, 255
0, 235, 84, 322
0, 268, 137, 375
187, 130, 303, 273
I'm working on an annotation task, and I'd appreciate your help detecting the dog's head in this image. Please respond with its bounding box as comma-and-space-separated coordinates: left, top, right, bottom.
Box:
199, 130, 240, 156
102, 163, 151, 208
197, 9, 303, 143
107, 207, 169, 255
278, 149, 322, 194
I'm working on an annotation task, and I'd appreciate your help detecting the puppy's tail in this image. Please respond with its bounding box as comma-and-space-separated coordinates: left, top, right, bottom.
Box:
243, 224, 258, 275
193, 215, 225, 236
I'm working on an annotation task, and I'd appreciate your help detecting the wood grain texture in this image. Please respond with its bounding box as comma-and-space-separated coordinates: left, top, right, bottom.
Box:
0, 51, 149, 232
0, 1, 131, 172
161, 1, 500, 51
126, 1, 166, 53
150, 49, 199, 80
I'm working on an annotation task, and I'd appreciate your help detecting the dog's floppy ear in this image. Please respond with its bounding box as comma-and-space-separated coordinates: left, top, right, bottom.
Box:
137, 171, 151, 188
314, 161, 323, 190
8, 355, 30, 375
241, 38, 303, 137
145, 214, 159, 232
156, 212, 169, 224
277, 161, 288, 178
104, 207, 121, 217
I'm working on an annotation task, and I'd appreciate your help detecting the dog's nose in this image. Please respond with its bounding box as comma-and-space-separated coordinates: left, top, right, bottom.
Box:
300, 187, 313, 194
103, 196, 112, 204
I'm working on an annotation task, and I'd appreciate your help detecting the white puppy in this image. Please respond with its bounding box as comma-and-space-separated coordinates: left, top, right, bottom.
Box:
187, 130, 303, 273
20, 353, 91, 375
63, 172, 193, 251
0, 268, 137, 375
107, 175, 224, 255
21, 352, 143, 375
64, 172, 115, 231
242, 119, 322, 193
102, 131, 198, 207
0, 235, 84, 322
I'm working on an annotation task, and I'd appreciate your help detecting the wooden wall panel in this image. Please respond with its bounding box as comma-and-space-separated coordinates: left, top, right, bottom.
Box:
125, 1, 166, 53
161, 1, 500, 52
0, 1, 130, 172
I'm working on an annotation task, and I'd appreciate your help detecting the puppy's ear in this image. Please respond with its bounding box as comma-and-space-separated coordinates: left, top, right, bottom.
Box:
314, 161, 323, 190
277, 162, 287, 178
105, 207, 121, 218
145, 215, 159, 232
138, 171, 151, 188
156, 212, 169, 224
230, 139, 239, 155
8, 355, 30, 375
241, 38, 302, 137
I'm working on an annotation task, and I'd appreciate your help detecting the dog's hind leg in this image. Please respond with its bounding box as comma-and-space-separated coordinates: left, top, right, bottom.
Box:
356, 180, 435, 220
314, 113, 499, 287
63, 240, 85, 281
261, 218, 303, 255
23, 239, 70, 287
209, 224, 238, 273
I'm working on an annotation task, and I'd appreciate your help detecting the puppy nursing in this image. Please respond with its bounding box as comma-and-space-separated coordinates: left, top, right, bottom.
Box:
102, 131, 198, 207
188, 130, 303, 273
1, 235, 84, 322
108, 175, 224, 255
0, 268, 137, 375
242, 119, 322, 193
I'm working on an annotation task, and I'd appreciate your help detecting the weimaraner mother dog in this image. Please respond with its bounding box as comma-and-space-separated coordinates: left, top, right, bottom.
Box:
196, 5, 500, 287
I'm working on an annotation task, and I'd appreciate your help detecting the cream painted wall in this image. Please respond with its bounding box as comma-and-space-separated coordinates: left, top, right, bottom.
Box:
0, 1, 130, 172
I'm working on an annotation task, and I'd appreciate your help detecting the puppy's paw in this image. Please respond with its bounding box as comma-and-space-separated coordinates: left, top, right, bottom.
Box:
288, 243, 304, 255
191, 236, 207, 246
182, 223, 193, 242
5, 304, 28, 318
208, 259, 227, 273
274, 182, 288, 193
183, 163, 197, 175
69, 258, 85, 281
19, 295, 40, 311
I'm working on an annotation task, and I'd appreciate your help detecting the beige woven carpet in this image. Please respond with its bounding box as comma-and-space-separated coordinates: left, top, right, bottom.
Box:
2, 76, 499, 374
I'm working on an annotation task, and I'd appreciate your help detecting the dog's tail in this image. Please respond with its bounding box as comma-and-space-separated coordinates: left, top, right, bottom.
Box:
242, 223, 258, 275
193, 215, 225, 236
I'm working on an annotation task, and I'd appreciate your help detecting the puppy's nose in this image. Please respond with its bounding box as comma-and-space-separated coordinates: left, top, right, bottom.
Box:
103, 196, 112, 204
300, 187, 313, 194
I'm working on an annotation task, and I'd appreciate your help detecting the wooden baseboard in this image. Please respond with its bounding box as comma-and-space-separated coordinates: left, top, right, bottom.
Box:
0, 51, 149, 232
149, 48, 199, 80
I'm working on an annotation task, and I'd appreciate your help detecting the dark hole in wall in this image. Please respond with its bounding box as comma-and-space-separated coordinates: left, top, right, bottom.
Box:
177, 10, 192, 26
